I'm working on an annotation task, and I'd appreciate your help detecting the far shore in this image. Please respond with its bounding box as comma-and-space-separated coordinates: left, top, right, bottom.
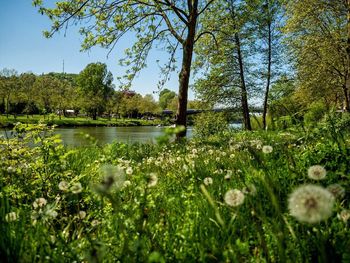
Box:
0, 114, 168, 128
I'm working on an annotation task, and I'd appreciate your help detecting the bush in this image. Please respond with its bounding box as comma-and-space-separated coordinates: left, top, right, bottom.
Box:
304, 101, 327, 125
192, 112, 229, 139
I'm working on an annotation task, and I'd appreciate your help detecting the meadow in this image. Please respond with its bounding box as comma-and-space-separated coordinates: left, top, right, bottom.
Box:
1, 113, 349, 262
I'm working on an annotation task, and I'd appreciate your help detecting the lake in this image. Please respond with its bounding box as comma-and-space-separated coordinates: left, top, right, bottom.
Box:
0, 123, 241, 146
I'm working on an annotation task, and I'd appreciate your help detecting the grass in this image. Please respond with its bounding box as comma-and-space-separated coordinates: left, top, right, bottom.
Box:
0, 114, 164, 128
0, 116, 350, 262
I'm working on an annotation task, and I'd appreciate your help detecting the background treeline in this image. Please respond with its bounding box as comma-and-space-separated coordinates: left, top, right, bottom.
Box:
0, 63, 200, 120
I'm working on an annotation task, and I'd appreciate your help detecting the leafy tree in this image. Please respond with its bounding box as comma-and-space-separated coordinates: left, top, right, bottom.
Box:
77, 62, 114, 120
0, 68, 20, 117
139, 94, 160, 115
194, 0, 254, 130
247, 0, 284, 129
284, 0, 350, 111
32, 75, 62, 115
19, 72, 38, 116
159, 89, 176, 110
33, 0, 217, 138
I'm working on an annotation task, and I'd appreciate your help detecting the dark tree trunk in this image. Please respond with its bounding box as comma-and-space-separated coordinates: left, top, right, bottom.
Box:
345, 0, 350, 112
263, 4, 272, 130
229, 1, 251, 130
234, 32, 251, 130
175, 1, 198, 139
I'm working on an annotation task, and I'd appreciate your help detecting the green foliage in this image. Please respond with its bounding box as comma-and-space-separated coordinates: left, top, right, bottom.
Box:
304, 101, 327, 126
193, 112, 229, 139
1, 122, 350, 261
158, 89, 176, 110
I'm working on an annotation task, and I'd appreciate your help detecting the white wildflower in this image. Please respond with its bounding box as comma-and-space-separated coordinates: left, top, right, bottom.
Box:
33, 197, 47, 209
224, 189, 245, 207
58, 181, 69, 191
148, 173, 158, 188
262, 145, 273, 154
123, 180, 131, 188
5, 212, 18, 222
70, 182, 83, 194
126, 167, 133, 175
307, 165, 327, 180
337, 210, 350, 223
288, 185, 334, 224
78, 211, 86, 219
203, 177, 213, 186
327, 184, 345, 199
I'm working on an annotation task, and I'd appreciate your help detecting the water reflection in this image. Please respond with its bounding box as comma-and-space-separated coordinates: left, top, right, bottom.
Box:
0, 123, 241, 146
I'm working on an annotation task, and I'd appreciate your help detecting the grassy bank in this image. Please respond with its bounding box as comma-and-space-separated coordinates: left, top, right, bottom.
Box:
0, 114, 164, 128
1, 117, 350, 262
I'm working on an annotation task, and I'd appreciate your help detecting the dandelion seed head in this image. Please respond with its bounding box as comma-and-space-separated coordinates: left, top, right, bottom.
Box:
327, 184, 345, 199
58, 181, 69, 191
337, 210, 350, 223
33, 197, 47, 209
45, 209, 58, 218
203, 177, 213, 186
224, 189, 245, 207
78, 211, 86, 219
148, 173, 158, 188
126, 167, 133, 175
243, 184, 257, 196
5, 212, 18, 222
123, 180, 131, 188
70, 182, 83, 194
307, 165, 327, 180
262, 145, 273, 154
288, 185, 334, 224
91, 220, 100, 227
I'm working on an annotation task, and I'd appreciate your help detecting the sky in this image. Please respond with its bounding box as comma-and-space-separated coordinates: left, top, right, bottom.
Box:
0, 0, 195, 100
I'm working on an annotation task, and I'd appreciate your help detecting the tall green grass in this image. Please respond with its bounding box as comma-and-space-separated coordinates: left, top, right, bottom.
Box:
0, 116, 349, 262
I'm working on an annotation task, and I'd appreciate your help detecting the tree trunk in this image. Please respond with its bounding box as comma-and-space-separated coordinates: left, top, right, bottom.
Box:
263, 5, 272, 130
234, 32, 251, 130
175, 2, 198, 139
345, 0, 350, 112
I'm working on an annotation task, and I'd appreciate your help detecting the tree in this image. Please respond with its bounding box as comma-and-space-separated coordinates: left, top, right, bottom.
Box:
194, 0, 254, 130
19, 72, 37, 117
247, 0, 283, 129
77, 62, 114, 120
33, 0, 217, 138
284, 0, 350, 111
0, 68, 20, 117
159, 88, 176, 110
33, 74, 62, 115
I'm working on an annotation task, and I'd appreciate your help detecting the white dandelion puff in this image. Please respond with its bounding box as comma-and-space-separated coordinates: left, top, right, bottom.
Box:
307, 165, 327, 180
123, 180, 131, 188
224, 189, 245, 207
5, 212, 18, 222
78, 211, 86, 219
262, 145, 273, 154
337, 210, 350, 223
125, 167, 133, 175
148, 173, 158, 188
58, 181, 69, 191
243, 184, 257, 196
33, 198, 47, 209
288, 185, 334, 224
327, 184, 345, 199
70, 182, 83, 194
203, 177, 213, 186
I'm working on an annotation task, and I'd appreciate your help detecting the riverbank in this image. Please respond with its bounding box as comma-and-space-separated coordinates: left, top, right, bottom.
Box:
0, 114, 166, 128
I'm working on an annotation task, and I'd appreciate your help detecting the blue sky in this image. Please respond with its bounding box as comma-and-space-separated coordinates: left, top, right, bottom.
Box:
0, 0, 194, 100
